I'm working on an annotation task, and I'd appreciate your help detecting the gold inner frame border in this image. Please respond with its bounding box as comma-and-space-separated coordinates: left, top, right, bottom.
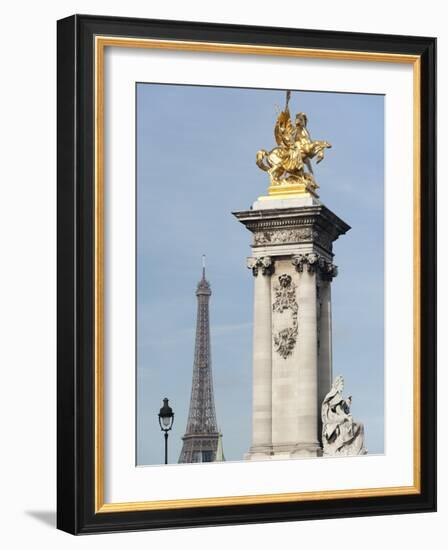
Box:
94, 35, 422, 513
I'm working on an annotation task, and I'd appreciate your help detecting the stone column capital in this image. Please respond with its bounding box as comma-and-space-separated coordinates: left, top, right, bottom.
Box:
292, 253, 338, 280
247, 256, 275, 277
320, 262, 338, 281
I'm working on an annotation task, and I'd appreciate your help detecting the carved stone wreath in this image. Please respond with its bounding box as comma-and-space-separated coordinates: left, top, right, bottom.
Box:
272, 274, 298, 359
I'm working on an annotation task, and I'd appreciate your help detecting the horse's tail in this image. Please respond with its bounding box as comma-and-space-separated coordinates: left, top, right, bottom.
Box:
256, 149, 270, 172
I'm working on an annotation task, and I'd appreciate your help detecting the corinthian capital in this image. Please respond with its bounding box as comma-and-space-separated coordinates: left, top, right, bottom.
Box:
320, 262, 338, 281
291, 254, 308, 272
292, 253, 338, 280
247, 256, 275, 277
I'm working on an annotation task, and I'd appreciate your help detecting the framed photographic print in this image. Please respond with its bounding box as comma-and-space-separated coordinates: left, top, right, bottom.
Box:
57, 14, 436, 534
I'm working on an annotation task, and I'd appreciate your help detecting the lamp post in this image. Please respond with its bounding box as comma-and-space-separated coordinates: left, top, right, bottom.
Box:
158, 398, 174, 464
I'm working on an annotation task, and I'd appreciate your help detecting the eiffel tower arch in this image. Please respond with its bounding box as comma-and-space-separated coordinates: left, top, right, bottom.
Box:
179, 262, 224, 463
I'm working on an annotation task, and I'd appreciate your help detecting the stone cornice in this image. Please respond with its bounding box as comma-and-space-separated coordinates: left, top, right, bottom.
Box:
233, 204, 350, 245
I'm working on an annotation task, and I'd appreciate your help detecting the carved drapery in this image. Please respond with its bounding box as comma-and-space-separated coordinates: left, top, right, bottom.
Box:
321, 375, 367, 456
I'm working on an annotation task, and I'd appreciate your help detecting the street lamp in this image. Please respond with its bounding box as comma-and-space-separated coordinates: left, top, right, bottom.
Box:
158, 398, 174, 464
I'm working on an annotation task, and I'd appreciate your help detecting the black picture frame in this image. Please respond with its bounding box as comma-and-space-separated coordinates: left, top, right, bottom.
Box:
57, 14, 436, 535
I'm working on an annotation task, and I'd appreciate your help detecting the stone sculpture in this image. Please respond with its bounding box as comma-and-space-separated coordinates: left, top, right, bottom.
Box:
321, 375, 367, 456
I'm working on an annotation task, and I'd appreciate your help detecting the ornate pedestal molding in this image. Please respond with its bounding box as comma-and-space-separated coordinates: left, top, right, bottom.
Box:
234, 204, 351, 256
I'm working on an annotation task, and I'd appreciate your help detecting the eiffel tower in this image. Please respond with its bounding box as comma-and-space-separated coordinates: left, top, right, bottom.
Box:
179, 258, 223, 463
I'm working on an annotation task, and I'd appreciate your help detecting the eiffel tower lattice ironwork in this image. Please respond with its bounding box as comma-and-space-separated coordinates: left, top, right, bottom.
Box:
179, 260, 223, 463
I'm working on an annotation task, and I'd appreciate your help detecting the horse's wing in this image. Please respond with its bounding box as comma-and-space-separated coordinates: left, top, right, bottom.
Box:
274, 109, 293, 147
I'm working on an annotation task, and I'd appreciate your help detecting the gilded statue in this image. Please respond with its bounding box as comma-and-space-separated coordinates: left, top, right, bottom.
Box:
321, 376, 367, 457
256, 91, 331, 195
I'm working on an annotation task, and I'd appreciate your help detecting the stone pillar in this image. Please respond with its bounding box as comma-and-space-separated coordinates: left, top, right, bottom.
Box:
291, 255, 320, 456
246, 256, 274, 458
233, 198, 350, 460
318, 278, 333, 442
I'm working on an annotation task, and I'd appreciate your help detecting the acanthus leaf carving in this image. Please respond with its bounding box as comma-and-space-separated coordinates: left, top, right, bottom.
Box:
292, 253, 338, 280
247, 256, 274, 277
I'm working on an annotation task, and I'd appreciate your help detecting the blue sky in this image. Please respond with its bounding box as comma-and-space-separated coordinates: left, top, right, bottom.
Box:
136, 83, 384, 465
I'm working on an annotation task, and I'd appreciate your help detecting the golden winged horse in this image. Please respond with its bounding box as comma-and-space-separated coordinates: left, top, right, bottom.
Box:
256, 90, 331, 193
